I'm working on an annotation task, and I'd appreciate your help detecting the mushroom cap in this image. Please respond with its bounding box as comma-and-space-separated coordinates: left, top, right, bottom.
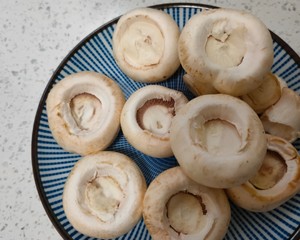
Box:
170, 94, 267, 188
63, 151, 146, 238
183, 73, 219, 96
113, 7, 180, 83
143, 166, 231, 240
121, 85, 188, 158
226, 134, 300, 212
241, 73, 282, 114
178, 8, 274, 96
260, 87, 300, 142
46, 71, 125, 155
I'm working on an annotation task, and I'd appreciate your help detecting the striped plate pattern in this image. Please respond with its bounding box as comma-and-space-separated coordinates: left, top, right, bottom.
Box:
32, 4, 300, 240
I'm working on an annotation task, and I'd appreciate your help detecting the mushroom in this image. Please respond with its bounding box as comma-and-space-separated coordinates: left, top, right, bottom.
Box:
113, 7, 180, 83
63, 151, 147, 238
121, 85, 188, 158
178, 8, 274, 96
183, 73, 219, 96
260, 87, 300, 142
241, 73, 282, 114
46, 71, 125, 155
226, 134, 300, 212
143, 167, 231, 240
170, 94, 267, 188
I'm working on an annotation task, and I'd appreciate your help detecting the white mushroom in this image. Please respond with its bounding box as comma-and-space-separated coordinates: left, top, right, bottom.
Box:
241, 73, 282, 114
143, 167, 231, 240
178, 8, 274, 96
170, 94, 267, 188
63, 151, 146, 238
260, 87, 300, 142
183, 74, 219, 96
46, 71, 125, 155
113, 7, 180, 83
121, 85, 188, 158
226, 134, 300, 212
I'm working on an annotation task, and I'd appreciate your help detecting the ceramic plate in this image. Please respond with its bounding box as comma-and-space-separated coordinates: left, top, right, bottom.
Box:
32, 3, 300, 240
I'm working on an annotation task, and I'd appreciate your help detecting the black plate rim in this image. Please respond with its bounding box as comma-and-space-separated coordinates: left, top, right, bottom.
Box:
31, 2, 300, 240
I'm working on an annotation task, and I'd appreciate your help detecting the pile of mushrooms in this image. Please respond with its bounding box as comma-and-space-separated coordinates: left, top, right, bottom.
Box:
45, 6, 300, 240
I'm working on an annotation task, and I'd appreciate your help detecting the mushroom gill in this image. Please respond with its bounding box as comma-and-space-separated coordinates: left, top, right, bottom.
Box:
136, 98, 175, 136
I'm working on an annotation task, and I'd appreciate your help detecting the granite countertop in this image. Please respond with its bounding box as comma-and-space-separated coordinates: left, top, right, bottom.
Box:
0, 0, 299, 239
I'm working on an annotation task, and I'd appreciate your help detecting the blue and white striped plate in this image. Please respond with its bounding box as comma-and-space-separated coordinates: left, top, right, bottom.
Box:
32, 3, 300, 240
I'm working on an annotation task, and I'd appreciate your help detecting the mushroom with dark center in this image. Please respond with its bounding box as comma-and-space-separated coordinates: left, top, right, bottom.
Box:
121, 85, 188, 158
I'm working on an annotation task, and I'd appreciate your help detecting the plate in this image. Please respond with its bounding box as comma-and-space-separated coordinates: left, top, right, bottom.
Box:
32, 3, 300, 240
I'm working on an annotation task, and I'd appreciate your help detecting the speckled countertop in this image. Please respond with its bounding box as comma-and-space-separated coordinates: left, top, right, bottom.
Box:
0, 0, 299, 239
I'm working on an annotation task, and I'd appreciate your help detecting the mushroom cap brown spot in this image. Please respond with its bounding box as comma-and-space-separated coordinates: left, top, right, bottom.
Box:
63, 151, 146, 238
178, 8, 274, 96
113, 7, 180, 83
170, 94, 267, 188
121, 85, 188, 158
226, 134, 300, 212
46, 71, 125, 155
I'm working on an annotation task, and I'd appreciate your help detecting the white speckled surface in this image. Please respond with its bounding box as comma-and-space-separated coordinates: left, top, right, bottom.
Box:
0, 0, 299, 239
